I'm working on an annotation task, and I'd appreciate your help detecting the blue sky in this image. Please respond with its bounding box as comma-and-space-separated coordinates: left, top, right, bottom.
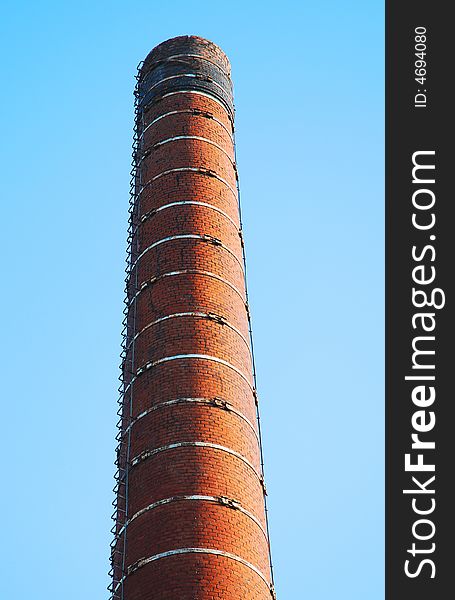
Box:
0, 1, 383, 598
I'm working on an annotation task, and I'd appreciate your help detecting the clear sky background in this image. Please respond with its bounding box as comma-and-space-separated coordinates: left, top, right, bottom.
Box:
0, 1, 383, 598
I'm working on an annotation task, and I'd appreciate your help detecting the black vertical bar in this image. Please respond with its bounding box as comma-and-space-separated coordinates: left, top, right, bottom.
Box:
386, 3, 453, 598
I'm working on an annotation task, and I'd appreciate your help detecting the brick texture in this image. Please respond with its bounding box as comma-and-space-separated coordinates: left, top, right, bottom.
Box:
110, 36, 273, 600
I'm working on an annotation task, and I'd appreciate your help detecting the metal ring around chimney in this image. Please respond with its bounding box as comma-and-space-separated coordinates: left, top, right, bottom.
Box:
121, 397, 259, 442
113, 494, 267, 544
127, 269, 247, 306
139, 200, 239, 230
129, 234, 244, 273
140, 109, 234, 141
138, 167, 238, 200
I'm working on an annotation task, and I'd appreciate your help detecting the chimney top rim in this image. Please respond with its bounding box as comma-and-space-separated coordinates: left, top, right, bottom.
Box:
142, 35, 231, 77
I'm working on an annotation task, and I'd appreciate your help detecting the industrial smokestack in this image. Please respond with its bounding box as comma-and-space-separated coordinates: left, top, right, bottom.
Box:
110, 35, 274, 600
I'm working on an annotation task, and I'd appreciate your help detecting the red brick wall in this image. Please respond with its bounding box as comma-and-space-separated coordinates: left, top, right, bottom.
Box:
110, 36, 273, 600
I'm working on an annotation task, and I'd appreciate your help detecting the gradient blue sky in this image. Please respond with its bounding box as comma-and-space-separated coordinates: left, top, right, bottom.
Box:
0, 2, 383, 598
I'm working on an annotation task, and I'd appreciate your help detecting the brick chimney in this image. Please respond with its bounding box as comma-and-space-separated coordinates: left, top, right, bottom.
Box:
110, 35, 274, 600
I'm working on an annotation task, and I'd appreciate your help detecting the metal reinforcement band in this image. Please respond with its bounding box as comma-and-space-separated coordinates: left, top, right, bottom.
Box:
114, 494, 268, 542
138, 166, 238, 200
139, 200, 239, 230
120, 397, 260, 443
127, 269, 247, 305
125, 311, 251, 356
122, 548, 272, 590
129, 234, 244, 272
140, 109, 234, 141
130, 441, 261, 478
